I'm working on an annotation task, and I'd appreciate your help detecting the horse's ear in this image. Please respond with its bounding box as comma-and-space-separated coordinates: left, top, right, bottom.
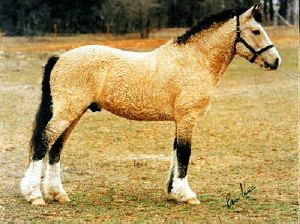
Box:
251, 3, 263, 22
251, 3, 262, 15
242, 6, 256, 20
242, 3, 262, 22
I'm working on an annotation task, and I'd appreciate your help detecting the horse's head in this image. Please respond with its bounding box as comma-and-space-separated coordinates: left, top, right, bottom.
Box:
235, 4, 281, 70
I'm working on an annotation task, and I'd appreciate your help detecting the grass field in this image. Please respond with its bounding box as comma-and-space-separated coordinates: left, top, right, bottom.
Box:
0, 27, 298, 223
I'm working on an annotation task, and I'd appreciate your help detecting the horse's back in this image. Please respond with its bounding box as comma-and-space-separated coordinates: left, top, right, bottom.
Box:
62, 45, 153, 62
51, 44, 154, 88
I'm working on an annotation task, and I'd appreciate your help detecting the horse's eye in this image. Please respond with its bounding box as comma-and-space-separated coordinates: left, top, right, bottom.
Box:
252, 30, 260, 35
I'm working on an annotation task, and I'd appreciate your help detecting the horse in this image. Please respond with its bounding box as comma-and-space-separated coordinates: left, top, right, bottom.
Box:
20, 4, 281, 205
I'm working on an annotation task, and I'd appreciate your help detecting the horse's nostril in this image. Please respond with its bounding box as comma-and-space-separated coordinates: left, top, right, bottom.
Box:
264, 62, 270, 69
271, 58, 279, 70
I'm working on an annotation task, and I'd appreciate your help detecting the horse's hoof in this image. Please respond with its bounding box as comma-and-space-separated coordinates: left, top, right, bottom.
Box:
31, 198, 46, 206
45, 191, 70, 203
186, 198, 200, 205
56, 194, 70, 203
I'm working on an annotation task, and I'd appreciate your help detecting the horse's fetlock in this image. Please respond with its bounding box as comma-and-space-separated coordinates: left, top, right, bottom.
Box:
170, 177, 197, 202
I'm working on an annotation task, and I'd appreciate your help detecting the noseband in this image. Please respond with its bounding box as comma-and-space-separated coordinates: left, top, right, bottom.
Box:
234, 15, 274, 63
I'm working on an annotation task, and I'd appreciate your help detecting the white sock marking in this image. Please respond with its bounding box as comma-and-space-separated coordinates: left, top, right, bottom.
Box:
20, 160, 44, 201
43, 162, 67, 198
171, 176, 197, 201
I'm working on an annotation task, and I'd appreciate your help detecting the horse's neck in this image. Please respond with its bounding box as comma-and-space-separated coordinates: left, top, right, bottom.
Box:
174, 19, 236, 84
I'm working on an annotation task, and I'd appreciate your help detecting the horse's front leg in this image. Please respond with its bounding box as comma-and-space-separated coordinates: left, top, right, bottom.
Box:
167, 113, 200, 204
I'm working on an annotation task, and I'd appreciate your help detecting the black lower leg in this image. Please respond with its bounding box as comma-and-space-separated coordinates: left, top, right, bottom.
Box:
48, 117, 80, 165
48, 131, 65, 165
32, 130, 49, 161
167, 138, 177, 193
176, 138, 191, 178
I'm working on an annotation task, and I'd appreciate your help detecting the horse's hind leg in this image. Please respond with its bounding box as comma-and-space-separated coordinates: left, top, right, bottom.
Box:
21, 105, 84, 205
43, 115, 82, 203
20, 117, 71, 205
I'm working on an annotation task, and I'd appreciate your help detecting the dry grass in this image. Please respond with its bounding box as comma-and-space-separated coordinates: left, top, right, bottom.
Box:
0, 27, 298, 223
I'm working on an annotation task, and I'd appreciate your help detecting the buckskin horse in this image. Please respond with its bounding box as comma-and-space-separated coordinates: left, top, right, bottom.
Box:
21, 4, 281, 205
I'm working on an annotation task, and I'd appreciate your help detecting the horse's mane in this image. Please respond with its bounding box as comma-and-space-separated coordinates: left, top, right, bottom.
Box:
175, 7, 261, 45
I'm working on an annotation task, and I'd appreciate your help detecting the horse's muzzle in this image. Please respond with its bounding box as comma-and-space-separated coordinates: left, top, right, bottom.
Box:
264, 58, 280, 70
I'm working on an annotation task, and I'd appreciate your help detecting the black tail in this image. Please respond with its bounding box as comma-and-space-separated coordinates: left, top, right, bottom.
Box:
29, 56, 59, 162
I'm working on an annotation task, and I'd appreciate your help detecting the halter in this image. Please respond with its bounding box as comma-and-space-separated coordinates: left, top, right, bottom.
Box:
234, 15, 274, 63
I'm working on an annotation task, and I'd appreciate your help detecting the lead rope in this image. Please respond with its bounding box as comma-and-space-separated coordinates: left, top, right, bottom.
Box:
277, 68, 299, 80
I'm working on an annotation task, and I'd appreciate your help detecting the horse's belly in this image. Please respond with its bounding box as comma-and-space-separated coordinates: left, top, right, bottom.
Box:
103, 106, 174, 121
98, 92, 174, 121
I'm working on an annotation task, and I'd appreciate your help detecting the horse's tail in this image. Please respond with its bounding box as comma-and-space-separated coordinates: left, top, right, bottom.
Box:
29, 56, 59, 163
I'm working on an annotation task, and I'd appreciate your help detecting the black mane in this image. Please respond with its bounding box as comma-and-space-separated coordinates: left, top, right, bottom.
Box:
175, 8, 250, 44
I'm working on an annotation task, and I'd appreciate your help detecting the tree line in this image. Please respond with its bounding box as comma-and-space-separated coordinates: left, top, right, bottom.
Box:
0, 0, 297, 37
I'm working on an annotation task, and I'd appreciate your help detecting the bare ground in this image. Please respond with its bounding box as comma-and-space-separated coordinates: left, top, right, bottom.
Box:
0, 28, 298, 223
